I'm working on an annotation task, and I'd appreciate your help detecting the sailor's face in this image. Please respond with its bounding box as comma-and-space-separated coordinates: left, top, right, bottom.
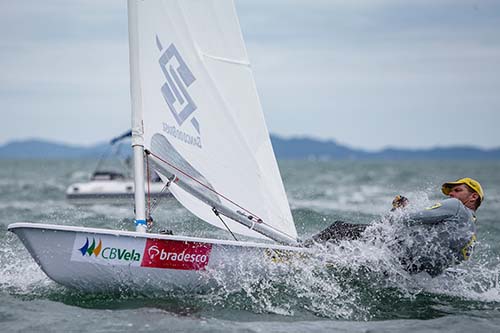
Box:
447, 184, 478, 206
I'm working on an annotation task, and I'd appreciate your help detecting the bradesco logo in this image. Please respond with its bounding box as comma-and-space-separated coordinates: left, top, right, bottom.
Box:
141, 239, 212, 270
147, 245, 207, 264
78, 237, 141, 262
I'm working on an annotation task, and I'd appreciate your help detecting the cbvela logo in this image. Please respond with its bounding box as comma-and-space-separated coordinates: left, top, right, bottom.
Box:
156, 36, 201, 149
141, 239, 212, 270
77, 237, 141, 262
78, 237, 102, 257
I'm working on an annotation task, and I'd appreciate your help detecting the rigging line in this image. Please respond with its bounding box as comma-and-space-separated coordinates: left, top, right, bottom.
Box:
147, 150, 263, 222
212, 207, 238, 241
149, 174, 175, 214
116, 142, 130, 173
149, 183, 170, 213
93, 144, 112, 175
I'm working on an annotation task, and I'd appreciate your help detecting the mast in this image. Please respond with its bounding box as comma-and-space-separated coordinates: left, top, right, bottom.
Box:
128, 0, 147, 233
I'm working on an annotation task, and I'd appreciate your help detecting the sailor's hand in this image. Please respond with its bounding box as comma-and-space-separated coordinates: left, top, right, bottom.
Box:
391, 195, 409, 211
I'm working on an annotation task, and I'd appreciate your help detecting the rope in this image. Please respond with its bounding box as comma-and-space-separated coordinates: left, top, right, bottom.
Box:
213, 207, 238, 241
149, 183, 169, 213
92, 144, 112, 176
147, 174, 174, 215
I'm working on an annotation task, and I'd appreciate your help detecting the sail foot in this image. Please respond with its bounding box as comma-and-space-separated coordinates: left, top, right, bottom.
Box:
148, 153, 298, 245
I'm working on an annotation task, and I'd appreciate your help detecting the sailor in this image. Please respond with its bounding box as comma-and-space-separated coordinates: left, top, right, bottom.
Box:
308, 178, 484, 277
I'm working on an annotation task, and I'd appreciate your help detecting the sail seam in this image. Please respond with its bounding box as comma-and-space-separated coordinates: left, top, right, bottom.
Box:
201, 53, 250, 66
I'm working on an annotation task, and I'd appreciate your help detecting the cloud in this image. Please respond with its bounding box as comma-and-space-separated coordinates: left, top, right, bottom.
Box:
1, 0, 499, 149
239, 0, 500, 149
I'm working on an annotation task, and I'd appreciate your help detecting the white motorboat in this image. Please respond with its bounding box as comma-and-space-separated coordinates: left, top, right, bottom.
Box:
66, 170, 171, 203
9, 0, 304, 292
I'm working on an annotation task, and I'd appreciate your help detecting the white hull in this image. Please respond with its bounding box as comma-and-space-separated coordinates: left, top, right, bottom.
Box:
66, 180, 171, 203
8, 223, 305, 292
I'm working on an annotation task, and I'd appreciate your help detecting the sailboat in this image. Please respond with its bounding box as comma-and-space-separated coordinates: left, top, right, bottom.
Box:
8, 0, 305, 292
65, 130, 171, 204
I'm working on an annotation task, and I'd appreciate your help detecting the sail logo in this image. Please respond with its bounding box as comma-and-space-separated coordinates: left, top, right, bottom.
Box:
77, 237, 141, 262
156, 36, 200, 135
141, 239, 212, 270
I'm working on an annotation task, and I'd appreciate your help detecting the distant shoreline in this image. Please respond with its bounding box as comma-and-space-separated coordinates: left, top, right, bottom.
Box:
1, 136, 499, 160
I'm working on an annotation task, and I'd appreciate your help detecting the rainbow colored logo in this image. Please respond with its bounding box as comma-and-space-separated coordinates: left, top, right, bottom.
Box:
78, 237, 103, 257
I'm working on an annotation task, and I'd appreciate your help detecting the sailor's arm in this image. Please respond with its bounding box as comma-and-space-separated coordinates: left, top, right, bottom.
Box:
405, 198, 461, 225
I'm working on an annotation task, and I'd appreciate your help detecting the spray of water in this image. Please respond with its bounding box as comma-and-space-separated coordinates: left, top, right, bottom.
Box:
1, 190, 499, 320
0, 232, 52, 295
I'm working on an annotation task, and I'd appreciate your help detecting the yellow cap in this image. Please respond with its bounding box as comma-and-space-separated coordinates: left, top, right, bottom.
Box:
442, 178, 484, 201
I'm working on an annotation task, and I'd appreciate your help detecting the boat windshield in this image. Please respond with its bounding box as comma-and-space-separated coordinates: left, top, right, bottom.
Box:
91, 171, 126, 181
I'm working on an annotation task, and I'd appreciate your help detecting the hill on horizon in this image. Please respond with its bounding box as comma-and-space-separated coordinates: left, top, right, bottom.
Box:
0, 136, 499, 160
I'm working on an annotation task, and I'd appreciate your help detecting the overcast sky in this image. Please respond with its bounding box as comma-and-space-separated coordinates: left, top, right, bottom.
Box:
1, 0, 499, 151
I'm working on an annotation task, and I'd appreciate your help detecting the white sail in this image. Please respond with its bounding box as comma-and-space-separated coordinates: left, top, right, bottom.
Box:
130, 0, 297, 241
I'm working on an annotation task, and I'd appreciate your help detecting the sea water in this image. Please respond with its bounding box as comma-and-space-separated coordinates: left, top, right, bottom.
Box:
1, 159, 499, 332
